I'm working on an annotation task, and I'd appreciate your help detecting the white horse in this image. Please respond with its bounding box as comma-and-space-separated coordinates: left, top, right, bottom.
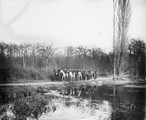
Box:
68, 71, 74, 81
77, 72, 82, 81
73, 72, 76, 81
65, 72, 69, 81
59, 70, 66, 81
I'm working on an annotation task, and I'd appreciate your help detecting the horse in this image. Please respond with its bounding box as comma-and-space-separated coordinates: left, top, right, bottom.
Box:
81, 70, 86, 80
73, 71, 78, 81
93, 71, 98, 79
77, 71, 82, 81
53, 69, 60, 81
65, 72, 69, 81
58, 70, 66, 81
87, 70, 92, 80
68, 71, 74, 82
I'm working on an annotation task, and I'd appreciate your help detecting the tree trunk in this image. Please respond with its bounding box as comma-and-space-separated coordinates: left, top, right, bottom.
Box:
23, 52, 26, 68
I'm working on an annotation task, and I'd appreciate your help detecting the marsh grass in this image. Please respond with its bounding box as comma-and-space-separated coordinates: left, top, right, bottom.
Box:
0, 86, 54, 120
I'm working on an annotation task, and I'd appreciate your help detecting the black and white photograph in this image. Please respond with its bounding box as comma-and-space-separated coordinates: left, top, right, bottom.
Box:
0, 0, 146, 119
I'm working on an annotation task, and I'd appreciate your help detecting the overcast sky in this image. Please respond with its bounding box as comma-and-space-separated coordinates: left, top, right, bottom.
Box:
0, 0, 145, 51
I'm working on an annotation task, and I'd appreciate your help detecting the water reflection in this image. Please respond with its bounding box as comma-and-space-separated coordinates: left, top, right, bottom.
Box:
40, 98, 112, 120
0, 84, 145, 120
63, 84, 146, 120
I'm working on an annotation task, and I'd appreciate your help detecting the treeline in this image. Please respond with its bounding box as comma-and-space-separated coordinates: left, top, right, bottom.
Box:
55, 46, 113, 73
0, 43, 57, 68
0, 39, 145, 82
0, 42, 57, 82
128, 39, 145, 79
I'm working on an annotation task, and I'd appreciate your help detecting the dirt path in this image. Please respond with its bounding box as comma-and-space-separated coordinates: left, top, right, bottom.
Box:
0, 76, 145, 87
0, 81, 63, 86
0, 76, 146, 86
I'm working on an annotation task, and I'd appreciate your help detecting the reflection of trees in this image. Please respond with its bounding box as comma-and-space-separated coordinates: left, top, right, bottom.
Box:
112, 86, 145, 120
76, 85, 145, 120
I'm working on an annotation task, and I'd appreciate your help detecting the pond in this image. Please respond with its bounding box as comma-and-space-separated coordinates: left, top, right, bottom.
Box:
75, 84, 146, 120
58, 82, 145, 120
0, 83, 146, 120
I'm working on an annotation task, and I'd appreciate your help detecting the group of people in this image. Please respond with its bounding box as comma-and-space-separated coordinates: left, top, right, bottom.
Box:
53, 68, 98, 81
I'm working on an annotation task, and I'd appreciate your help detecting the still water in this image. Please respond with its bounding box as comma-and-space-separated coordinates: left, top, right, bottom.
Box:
0, 83, 146, 120
63, 84, 146, 120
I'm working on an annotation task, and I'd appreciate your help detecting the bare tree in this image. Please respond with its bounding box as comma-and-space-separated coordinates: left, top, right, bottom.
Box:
74, 46, 88, 69
88, 47, 103, 70
36, 43, 56, 68
113, 0, 131, 79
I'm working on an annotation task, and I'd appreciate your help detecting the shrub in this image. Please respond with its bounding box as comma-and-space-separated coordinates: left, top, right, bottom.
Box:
39, 67, 54, 80
0, 86, 51, 120
13, 94, 48, 120
9, 65, 55, 81
98, 71, 108, 77
26, 67, 42, 80
0, 86, 36, 104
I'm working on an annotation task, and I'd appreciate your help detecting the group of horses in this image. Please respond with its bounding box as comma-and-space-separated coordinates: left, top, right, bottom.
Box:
53, 68, 98, 81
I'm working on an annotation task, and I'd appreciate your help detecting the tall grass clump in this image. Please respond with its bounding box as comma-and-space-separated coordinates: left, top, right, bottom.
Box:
9, 65, 55, 81
0, 86, 53, 120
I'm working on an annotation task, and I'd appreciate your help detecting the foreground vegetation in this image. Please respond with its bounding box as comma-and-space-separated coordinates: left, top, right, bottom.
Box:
0, 85, 61, 120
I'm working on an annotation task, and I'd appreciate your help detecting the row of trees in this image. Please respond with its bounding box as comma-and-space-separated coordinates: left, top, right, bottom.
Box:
0, 42, 57, 68
57, 46, 112, 72
0, 42, 113, 71
0, 39, 145, 82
